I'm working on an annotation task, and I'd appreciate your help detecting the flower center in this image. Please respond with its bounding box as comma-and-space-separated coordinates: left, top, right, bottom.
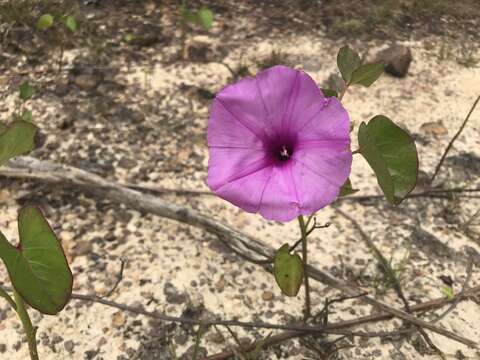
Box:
276, 144, 293, 162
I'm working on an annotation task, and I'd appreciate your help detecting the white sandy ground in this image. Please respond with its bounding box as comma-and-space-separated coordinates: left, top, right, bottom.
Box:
0, 29, 479, 360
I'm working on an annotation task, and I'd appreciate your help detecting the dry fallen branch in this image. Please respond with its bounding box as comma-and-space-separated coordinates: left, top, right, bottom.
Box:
0, 156, 477, 348
122, 182, 480, 202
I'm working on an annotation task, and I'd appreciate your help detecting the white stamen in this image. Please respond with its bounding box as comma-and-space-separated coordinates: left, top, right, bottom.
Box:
280, 145, 289, 158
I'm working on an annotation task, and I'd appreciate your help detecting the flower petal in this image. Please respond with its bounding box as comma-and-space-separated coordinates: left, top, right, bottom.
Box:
213, 165, 273, 213
291, 159, 343, 215
207, 146, 272, 190
208, 97, 263, 149
258, 163, 302, 222
215, 76, 268, 141
255, 65, 299, 135
293, 142, 352, 187
283, 70, 329, 133
296, 97, 350, 142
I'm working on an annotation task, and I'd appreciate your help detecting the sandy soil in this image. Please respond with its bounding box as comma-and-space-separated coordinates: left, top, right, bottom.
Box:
0, 3, 479, 359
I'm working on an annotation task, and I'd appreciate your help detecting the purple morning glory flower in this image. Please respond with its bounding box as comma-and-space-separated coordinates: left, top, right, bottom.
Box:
207, 65, 352, 222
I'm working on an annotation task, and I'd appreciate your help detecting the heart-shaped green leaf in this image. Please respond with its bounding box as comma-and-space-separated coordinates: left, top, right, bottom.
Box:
0, 206, 72, 314
337, 45, 362, 84
0, 122, 7, 135
36, 14, 54, 31
339, 178, 358, 197
63, 15, 78, 32
350, 63, 384, 87
197, 7, 213, 30
358, 115, 418, 204
0, 120, 37, 166
273, 244, 304, 297
19, 110, 33, 123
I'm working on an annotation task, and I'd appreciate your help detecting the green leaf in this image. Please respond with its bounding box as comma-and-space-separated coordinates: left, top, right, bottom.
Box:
0, 120, 37, 166
350, 63, 384, 87
358, 115, 418, 204
0, 122, 7, 135
196, 7, 213, 30
339, 178, 358, 197
19, 81, 34, 101
181, 7, 197, 23
321, 88, 338, 98
337, 45, 362, 84
0, 206, 72, 315
36, 14, 54, 31
63, 15, 77, 32
123, 33, 135, 43
442, 286, 455, 300
273, 244, 304, 297
20, 110, 33, 122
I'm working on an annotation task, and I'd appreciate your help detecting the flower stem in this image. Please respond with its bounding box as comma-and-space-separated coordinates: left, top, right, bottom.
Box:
13, 289, 39, 360
338, 84, 349, 101
297, 215, 311, 320
0, 285, 16, 310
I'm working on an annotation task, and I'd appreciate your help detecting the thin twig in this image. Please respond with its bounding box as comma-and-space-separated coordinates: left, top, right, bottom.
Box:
334, 207, 443, 355
430, 95, 480, 184
337, 188, 480, 202
70, 287, 480, 342
334, 207, 409, 307
432, 257, 474, 323
313, 292, 368, 326
122, 182, 213, 196
1, 160, 478, 202
203, 286, 480, 360
290, 218, 330, 252
101, 258, 126, 298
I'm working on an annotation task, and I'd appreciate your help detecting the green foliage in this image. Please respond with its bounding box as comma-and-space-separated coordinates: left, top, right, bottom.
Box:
181, 5, 214, 31
0, 206, 72, 315
36, 12, 78, 33
0, 120, 37, 167
336, 46, 384, 87
372, 252, 409, 295
19, 81, 34, 101
123, 33, 136, 43
321, 88, 339, 98
350, 63, 385, 87
358, 115, 418, 205
339, 178, 358, 197
442, 286, 455, 300
63, 15, 78, 32
36, 13, 54, 30
196, 8, 213, 31
337, 45, 361, 83
20, 110, 33, 123
273, 244, 304, 297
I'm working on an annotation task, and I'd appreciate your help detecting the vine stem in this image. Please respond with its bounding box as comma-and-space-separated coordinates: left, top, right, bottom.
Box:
298, 215, 311, 320
338, 84, 349, 101
13, 289, 39, 360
